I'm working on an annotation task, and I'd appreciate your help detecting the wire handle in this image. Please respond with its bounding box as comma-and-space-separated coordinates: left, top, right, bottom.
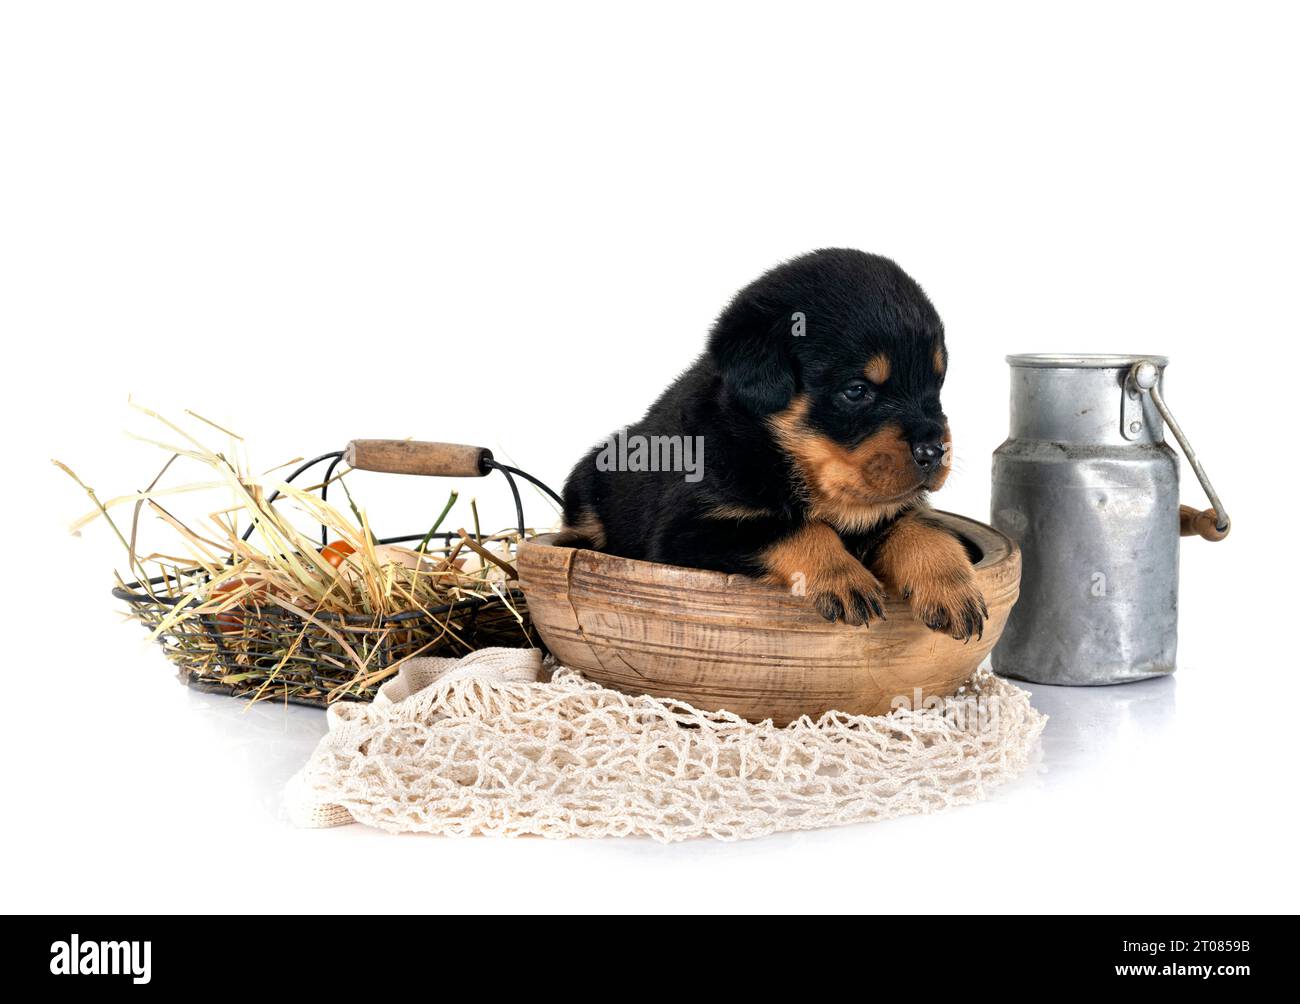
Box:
239, 445, 561, 546
1130, 361, 1230, 540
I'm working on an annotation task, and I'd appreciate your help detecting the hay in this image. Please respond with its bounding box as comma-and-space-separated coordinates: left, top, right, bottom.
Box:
57, 406, 538, 704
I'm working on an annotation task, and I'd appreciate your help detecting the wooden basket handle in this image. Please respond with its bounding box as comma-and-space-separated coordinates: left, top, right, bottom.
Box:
1179, 505, 1230, 542
344, 439, 493, 478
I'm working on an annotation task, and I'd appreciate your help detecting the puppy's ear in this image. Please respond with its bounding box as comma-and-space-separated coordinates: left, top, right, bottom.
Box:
707, 295, 798, 415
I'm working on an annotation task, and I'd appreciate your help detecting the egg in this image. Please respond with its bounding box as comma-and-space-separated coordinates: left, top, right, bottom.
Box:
336, 544, 436, 584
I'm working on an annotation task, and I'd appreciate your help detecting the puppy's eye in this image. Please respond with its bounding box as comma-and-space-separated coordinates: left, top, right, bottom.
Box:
841, 382, 872, 403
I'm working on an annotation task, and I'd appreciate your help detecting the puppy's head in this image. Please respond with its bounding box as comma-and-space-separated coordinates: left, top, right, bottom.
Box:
708, 249, 950, 529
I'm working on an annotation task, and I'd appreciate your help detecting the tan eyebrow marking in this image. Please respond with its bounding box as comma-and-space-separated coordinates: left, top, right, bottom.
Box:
864, 353, 891, 384
934, 347, 946, 376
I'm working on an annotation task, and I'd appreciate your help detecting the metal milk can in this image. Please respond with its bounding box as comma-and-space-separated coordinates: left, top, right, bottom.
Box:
990, 354, 1229, 685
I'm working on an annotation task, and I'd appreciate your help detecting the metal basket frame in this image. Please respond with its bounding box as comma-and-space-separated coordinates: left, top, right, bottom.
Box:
112, 449, 561, 707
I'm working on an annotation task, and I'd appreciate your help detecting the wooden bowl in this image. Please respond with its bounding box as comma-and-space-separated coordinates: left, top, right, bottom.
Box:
516, 511, 1021, 725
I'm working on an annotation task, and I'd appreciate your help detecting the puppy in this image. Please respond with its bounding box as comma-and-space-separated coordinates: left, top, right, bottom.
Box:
557, 248, 986, 640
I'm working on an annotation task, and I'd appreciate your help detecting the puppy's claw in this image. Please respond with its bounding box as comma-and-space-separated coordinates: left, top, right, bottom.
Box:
849, 590, 877, 625
815, 593, 846, 622
916, 581, 987, 642
810, 568, 887, 627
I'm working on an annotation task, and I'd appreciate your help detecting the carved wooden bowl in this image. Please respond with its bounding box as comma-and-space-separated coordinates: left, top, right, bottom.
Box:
516, 511, 1021, 725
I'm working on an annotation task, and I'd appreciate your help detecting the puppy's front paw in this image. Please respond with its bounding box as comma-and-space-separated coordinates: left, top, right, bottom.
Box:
810, 562, 887, 626
761, 521, 887, 627
872, 510, 987, 642
908, 570, 987, 642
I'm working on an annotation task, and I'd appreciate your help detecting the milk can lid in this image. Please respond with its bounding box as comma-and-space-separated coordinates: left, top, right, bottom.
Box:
1006, 353, 1169, 368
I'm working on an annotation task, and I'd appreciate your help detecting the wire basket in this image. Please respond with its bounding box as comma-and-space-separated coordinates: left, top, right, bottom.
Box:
111, 439, 562, 707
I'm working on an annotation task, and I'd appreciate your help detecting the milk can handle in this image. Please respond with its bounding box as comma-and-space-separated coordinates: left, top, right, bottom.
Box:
1130, 361, 1230, 541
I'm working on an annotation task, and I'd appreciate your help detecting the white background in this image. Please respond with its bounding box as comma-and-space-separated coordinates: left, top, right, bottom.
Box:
3, 2, 1297, 913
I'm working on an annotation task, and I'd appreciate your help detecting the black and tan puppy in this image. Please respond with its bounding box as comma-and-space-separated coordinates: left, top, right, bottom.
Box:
557, 248, 986, 640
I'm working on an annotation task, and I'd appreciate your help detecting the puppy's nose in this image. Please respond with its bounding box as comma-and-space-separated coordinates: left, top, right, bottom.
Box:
911, 441, 945, 471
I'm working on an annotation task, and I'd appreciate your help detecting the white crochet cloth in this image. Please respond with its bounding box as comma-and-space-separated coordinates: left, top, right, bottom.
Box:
285, 647, 1046, 842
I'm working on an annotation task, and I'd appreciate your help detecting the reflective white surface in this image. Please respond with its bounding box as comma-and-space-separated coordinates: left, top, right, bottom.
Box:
5, 1, 1298, 913
6, 595, 1295, 913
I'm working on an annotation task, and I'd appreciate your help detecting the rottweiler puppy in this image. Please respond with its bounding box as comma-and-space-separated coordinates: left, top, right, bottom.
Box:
557, 248, 986, 640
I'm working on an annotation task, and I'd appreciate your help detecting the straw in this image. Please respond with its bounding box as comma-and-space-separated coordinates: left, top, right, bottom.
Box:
58, 408, 539, 704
